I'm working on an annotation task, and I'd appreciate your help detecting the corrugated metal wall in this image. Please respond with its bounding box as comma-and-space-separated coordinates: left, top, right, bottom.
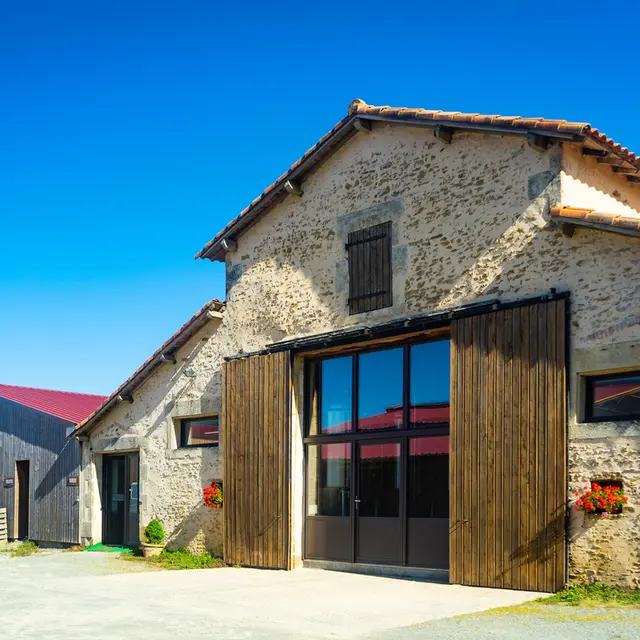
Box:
0, 398, 80, 544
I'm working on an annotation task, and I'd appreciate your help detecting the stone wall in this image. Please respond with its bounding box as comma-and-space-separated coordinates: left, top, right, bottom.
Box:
80, 317, 228, 555
213, 122, 640, 585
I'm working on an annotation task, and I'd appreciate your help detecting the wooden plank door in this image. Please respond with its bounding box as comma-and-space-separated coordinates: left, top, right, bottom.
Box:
450, 299, 566, 592
222, 350, 292, 570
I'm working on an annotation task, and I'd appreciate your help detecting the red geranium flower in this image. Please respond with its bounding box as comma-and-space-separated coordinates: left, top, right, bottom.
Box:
203, 481, 223, 509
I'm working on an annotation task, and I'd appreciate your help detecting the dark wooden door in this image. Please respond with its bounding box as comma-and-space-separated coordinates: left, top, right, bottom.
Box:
222, 351, 292, 569
16, 461, 29, 540
450, 299, 567, 593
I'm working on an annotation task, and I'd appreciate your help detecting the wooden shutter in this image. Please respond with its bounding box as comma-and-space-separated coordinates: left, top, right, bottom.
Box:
222, 351, 292, 569
347, 221, 392, 314
450, 299, 566, 592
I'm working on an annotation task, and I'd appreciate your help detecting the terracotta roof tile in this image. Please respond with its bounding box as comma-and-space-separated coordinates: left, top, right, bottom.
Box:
0, 385, 107, 424
196, 100, 640, 261
550, 206, 640, 236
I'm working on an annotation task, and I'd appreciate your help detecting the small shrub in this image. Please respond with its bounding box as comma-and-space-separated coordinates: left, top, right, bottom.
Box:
9, 541, 39, 558
149, 549, 225, 570
144, 519, 165, 545
124, 547, 226, 570
540, 582, 640, 607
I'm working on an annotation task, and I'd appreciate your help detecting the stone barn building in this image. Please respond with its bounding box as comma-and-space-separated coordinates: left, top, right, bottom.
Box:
191, 100, 640, 592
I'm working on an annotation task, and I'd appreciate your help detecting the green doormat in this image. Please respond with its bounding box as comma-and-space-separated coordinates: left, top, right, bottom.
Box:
85, 542, 134, 553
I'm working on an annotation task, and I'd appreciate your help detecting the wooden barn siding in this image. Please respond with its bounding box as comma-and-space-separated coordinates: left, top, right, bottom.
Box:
450, 299, 566, 593
0, 398, 80, 544
222, 351, 292, 569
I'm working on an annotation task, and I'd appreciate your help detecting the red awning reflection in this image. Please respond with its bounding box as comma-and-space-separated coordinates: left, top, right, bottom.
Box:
321, 436, 449, 459
594, 382, 640, 403
324, 403, 449, 433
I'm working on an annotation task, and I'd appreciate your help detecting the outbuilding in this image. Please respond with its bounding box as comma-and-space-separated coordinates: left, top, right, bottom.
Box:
0, 385, 106, 545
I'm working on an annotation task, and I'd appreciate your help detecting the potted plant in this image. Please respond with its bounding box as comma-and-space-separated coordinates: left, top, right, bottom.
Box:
140, 519, 165, 558
203, 481, 223, 509
574, 482, 629, 517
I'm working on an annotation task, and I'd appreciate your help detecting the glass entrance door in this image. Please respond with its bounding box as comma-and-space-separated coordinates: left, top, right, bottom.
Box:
103, 453, 139, 547
304, 338, 451, 569
355, 441, 401, 565
103, 455, 125, 545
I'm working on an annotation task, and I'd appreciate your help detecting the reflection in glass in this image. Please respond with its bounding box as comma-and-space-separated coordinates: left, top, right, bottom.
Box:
589, 373, 640, 420
408, 437, 449, 518
307, 443, 351, 516
358, 442, 400, 517
321, 357, 352, 433
358, 348, 403, 431
410, 340, 450, 428
182, 416, 220, 446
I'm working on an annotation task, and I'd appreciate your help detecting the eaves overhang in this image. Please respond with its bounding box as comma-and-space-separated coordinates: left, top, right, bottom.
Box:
72, 299, 225, 439
550, 206, 640, 238
196, 100, 639, 263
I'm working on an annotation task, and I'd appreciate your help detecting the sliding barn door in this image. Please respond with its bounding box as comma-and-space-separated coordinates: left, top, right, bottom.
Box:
222, 351, 292, 569
450, 299, 566, 592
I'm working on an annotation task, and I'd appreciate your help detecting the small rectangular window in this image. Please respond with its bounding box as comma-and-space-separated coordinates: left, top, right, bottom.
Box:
585, 371, 640, 422
346, 221, 392, 314
180, 416, 220, 447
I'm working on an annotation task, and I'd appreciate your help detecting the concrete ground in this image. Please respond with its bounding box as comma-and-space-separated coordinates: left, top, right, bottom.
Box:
0, 551, 541, 639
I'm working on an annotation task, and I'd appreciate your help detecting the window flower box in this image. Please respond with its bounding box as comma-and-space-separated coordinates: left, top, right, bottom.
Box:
203, 481, 223, 509
574, 482, 629, 517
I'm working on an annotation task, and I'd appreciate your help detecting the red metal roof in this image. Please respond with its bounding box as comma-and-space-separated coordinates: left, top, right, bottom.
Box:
0, 384, 108, 424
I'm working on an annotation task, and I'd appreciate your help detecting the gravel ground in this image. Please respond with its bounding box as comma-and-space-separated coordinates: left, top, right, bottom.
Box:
371, 602, 640, 639
0, 551, 538, 639
1, 550, 638, 639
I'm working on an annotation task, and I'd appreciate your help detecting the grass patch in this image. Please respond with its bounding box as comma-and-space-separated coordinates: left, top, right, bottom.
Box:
539, 582, 640, 608
0, 541, 40, 558
126, 548, 227, 570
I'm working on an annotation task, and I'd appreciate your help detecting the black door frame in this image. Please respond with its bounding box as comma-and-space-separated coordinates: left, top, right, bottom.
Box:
15, 460, 30, 540
303, 337, 450, 568
102, 452, 139, 547
354, 436, 404, 565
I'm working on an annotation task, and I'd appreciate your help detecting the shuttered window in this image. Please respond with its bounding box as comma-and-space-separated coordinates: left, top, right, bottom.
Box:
346, 221, 392, 315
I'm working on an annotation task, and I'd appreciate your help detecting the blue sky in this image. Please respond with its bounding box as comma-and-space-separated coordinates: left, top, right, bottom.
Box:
1, 1, 638, 395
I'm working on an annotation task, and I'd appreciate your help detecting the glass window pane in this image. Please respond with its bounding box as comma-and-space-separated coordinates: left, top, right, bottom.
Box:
358, 348, 403, 431
408, 437, 449, 518
183, 416, 219, 446
306, 443, 351, 516
410, 340, 450, 428
358, 442, 400, 517
321, 357, 353, 433
589, 373, 640, 420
